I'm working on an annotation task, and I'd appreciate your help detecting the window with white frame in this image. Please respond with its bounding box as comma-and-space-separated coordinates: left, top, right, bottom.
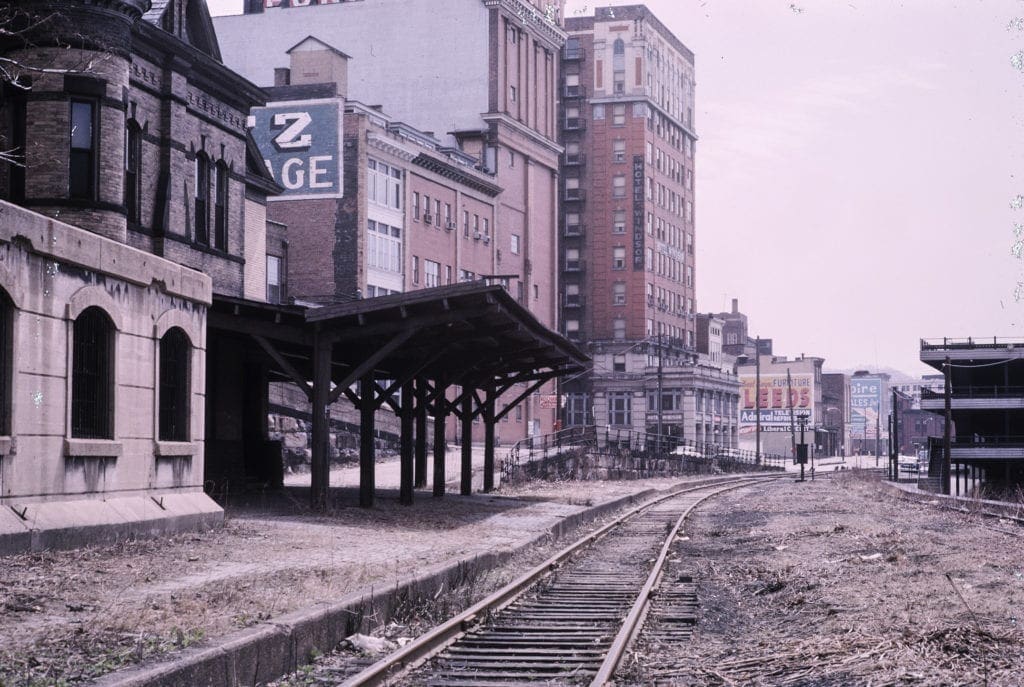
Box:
612, 246, 626, 270
612, 104, 626, 126
511, 233, 521, 254
266, 255, 283, 303
613, 318, 626, 339
565, 248, 581, 271
565, 282, 580, 306
613, 209, 626, 234
367, 220, 402, 272
424, 259, 440, 287
608, 392, 631, 426
612, 139, 626, 163
612, 282, 626, 305
612, 174, 626, 198
565, 392, 589, 426
368, 159, 402, 210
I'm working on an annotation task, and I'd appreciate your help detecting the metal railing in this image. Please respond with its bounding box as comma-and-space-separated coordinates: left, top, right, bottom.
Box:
501, 425, 787, 484
920, 336, 1024, 350
921, 386, 1024, 400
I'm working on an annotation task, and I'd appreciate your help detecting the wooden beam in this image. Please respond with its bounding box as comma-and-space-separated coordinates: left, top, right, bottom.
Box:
494, 377, 550, 422
359, 373, 376, 508
253, 335, 312, 400
328, 328, 416, 404
208, 311, 310, 346
483, 382, 496, 493
461, 392, 474, 496
433, 376, 447, 498
400, 382, 415, 506
310, 335, 332, 511
415, 377, 428, 489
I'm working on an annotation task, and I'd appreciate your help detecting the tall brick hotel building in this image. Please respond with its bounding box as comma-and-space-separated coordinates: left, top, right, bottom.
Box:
558, 6, 738, 445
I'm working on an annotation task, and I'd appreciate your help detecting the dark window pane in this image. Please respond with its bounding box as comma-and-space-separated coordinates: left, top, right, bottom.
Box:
124, 125, 140, 223
69, 100, 95, 200
159, 328, 190, 442
214, 163, 227, 250
70, 102, 93, 150
195, 155, 209, 244
72, 307, 112, 439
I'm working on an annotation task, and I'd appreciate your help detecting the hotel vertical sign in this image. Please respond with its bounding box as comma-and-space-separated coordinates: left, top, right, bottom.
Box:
632, 155, 645, 270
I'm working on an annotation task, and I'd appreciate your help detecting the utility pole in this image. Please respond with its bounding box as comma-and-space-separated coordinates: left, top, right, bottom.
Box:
875, 411, 880, 468
656, 333, 664, 455
943, 356, 952, 495
890, 388, 899, 481
787, 368, 796, 460
755, 337, 761, 464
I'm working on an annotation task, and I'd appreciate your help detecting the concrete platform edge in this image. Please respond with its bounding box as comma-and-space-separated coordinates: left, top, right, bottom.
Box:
0, 494, 225, 556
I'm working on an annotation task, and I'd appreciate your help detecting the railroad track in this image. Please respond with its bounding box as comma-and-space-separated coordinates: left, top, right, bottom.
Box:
332, 475, 776, 686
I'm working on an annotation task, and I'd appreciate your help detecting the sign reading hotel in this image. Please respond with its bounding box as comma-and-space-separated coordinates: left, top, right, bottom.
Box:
739, 373, 814, 432
632, 154, 645, 270
850, 376, 883, 439
249, 99, 343, 200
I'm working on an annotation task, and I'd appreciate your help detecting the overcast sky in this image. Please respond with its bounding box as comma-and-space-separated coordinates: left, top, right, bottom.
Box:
210, 0, 1024, 376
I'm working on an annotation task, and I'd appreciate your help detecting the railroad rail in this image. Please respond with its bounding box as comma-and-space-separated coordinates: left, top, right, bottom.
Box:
337, 475, 777, 686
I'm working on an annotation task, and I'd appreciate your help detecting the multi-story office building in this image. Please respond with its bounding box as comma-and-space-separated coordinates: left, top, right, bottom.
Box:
556, 5, 738, 444
920, 337, 1024, 493
215, 0, 567, 438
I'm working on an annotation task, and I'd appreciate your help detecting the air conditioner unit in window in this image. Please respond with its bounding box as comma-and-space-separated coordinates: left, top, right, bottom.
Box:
473, 231, 482, 240
445, 221, 456, 231
423, 214, 433, 224
482, 235, 490, 245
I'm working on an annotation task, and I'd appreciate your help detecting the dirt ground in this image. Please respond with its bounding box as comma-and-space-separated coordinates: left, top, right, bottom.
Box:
5, 471, 1024, 686
0, 476, 685, 686
621, 471, 1024, 686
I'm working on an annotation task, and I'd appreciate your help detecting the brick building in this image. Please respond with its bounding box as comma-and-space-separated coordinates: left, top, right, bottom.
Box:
216, 0, 568, 438
555, 5, 738, 445
0, 0, 286, 551
248, 42, 536, 441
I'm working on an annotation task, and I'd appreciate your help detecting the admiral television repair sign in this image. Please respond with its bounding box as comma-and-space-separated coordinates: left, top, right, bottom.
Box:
249, 99, 343, 200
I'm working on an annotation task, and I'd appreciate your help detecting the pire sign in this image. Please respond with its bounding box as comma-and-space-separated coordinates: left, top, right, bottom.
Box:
249, 99, 343, 200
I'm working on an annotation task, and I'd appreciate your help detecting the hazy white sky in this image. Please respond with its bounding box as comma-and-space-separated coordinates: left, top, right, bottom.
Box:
209, 0, 1023, 376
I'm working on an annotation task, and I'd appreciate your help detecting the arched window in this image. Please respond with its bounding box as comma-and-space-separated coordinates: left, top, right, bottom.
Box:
158, 327, 190, 442
613, 38, 625, 55
72, 307, 113, 439
214, 161, 228, 250
194, 153, 210, 245
124, 122, 141, 224
0, 289, 11, 435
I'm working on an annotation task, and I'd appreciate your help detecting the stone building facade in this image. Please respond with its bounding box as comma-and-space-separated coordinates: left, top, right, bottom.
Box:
0, 0, 282, 552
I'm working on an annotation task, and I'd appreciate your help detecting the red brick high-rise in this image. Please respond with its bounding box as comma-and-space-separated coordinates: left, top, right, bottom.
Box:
558, 6, 734, 444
